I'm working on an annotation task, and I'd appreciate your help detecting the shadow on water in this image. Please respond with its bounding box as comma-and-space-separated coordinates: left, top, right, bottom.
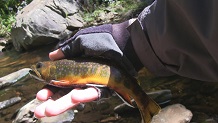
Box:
0, 44, 218, 123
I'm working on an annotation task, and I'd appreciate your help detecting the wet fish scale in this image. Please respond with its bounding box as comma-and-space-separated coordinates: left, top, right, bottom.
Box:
31, 59, 161, 123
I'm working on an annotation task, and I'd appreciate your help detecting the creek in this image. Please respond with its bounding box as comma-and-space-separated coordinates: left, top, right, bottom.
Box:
0, 45, 51, 123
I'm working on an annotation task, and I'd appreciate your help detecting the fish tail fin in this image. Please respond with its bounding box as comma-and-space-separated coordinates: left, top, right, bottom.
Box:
140, 96, 161, 123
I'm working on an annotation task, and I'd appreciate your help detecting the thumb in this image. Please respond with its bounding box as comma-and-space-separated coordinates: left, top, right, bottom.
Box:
49, 49, 65, 61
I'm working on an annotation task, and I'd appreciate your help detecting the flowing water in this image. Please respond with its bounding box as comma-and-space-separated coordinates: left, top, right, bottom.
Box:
0, 44, 218, 123
0, 45, 52, 123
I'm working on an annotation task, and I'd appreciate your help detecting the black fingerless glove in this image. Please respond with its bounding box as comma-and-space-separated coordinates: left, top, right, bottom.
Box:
59, 20, 143, 76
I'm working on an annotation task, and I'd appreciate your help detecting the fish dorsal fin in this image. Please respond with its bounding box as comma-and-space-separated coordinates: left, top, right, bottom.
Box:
115, 90, 134, 108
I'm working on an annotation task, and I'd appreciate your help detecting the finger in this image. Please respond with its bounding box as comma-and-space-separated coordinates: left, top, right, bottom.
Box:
43, 90, 80, 117
36, 85, 60, 101
34, 99, 54, 118
71, 87, 99, 102
36, 89, 54, 101
35, 88, 98, 118
49, 49, 65, 61
41, 88, 98, 117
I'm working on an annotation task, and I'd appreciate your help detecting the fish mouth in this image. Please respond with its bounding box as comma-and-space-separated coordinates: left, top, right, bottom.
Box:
29, 66, 45, 82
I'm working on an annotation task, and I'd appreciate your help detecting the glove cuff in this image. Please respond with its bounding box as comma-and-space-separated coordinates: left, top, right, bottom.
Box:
112, 21, 144, 72
112, 21, 130, 50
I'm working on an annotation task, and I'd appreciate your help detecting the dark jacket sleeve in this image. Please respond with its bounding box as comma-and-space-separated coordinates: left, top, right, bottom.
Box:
128, 0, 218, 82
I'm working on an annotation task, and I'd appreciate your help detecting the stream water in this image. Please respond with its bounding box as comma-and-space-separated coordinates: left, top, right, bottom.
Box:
0, 44, 218, 123
0, 45, 52, 123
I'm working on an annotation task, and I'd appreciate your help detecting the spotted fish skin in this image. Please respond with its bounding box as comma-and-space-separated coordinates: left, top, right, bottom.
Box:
31, 59, 161, 123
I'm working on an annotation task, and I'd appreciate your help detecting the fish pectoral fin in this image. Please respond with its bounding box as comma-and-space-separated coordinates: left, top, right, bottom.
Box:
86, 84, 106, 87
50, 80, 70, 85
115, 90, 134, 108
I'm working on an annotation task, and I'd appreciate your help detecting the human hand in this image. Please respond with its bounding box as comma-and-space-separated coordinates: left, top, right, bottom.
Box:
35, 85, 99, 118
34, 49, 99, 118
59, 20, 143, 75
34, 20, 143, 118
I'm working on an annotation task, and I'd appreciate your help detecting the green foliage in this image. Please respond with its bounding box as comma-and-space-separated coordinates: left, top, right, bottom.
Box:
82, 0, 147, 24
0, 13, 15, 37
0, 0, 145, 37
0, 0, 32, 37
0, 0, 32, 14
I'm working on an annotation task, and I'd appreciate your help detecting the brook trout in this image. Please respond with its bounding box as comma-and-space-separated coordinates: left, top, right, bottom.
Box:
30, 59, 161, 123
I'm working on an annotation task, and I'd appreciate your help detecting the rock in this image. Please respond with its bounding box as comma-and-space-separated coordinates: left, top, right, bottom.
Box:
0, 68, 31, 89
0, 38, 6, 52
0, 38, 6, 46
12, 99, 43, 123
147, 89, 172, 105
151, 104, 193, 123
11, 0, 84, 51
100, 115, 121, 123
0, 97, 21, 110
204, 118, 217, 123
0, 38, 13, 52
12, 99, 75, 123
39, 111, 74, 123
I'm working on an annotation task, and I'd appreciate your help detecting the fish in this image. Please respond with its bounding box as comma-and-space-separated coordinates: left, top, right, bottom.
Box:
30, 59, 161, 123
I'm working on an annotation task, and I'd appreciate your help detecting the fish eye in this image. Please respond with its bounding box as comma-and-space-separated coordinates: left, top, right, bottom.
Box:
36, 62, 43, 69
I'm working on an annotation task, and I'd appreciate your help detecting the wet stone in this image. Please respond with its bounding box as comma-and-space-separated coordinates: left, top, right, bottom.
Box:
204, 118, 217, 123
0, 97, 22, 110
100, 115, 121, 123
75, 103, 85, 111
151, 104, 193, 123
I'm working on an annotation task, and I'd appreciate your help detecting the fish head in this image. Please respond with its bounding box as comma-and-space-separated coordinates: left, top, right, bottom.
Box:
30, 61, 56, 82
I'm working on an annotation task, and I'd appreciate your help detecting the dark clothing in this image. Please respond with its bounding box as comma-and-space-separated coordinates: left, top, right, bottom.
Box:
129, 0, 218, 82
61, 0, 218, 82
